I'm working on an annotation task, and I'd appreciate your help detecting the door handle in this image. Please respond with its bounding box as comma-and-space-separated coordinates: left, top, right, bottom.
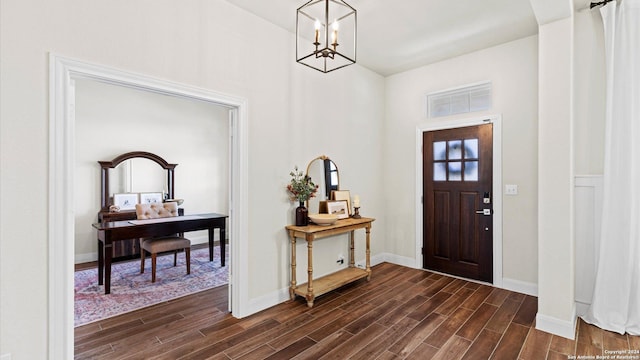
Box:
475, 209, 492, 215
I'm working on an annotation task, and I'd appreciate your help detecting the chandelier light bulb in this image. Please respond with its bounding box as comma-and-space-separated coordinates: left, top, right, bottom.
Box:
314, 19, 321, 44
332, 20, 339, 47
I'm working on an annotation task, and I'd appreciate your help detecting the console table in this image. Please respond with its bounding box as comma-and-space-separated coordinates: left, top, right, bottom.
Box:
93, 213, 227, 294
286, 217, 374, 307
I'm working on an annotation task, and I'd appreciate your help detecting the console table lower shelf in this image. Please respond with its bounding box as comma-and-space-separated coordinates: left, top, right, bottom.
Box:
286, 217, 375, 307
292, 267, 371, 300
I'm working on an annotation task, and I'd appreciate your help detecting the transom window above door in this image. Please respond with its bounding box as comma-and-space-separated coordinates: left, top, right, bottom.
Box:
433, 139, 479, 182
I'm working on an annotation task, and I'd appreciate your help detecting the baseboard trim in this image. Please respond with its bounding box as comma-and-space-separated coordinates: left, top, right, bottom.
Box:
381, 253, 419, 269
245, 255, 544, 323
536, 307, 577, 340
75, 252, 98, 264
245, 288, 290, 317
355, 253, 390, 269
502, 277, 538, 297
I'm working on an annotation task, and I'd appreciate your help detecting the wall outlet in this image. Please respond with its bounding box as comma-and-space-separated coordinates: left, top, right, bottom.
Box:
337, 254, 344, 265
505, 184, 518, 195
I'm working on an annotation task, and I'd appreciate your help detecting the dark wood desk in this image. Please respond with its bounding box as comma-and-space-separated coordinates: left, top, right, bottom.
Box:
92, 213, 227, 294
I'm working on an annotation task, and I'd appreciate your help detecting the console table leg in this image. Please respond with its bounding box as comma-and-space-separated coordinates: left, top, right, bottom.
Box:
289, 231, 297, 300
349, 230, 355, 267
306, 234, 314, 307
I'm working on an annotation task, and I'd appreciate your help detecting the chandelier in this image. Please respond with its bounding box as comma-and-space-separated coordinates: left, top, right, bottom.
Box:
296, 0, 357, 73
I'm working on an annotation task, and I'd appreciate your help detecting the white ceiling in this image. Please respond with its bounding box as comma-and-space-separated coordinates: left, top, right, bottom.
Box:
224, 0, 542, 76
224, 0, 597, 76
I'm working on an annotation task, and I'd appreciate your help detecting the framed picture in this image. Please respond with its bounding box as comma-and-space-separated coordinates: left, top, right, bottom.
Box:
318, 200, 328, 214
113, 193, 139, 211
331, 190, 352, 216
139, 192, 163, 204
326, 200, 349, 219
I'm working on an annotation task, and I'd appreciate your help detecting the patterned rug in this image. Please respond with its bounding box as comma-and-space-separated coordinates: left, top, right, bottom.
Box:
74, 246, 228, 327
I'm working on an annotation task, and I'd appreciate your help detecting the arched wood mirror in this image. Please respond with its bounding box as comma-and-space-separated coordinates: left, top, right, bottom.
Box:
99, 151, 177, 212
305, 155, 339, 213
98, 151, 178, 259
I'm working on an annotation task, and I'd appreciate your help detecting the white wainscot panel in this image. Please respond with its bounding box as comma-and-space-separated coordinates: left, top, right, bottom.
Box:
574, 175, 603, 316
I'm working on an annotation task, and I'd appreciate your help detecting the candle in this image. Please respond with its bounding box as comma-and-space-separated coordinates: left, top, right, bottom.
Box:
332, 20, 339, 46
314, 19, 321, 44
353, 195, 360, 208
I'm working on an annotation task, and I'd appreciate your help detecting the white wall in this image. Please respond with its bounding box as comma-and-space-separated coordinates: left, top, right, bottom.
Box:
74, 79, 230, 262
0, 0, 385, 358
384, 36, 540, 286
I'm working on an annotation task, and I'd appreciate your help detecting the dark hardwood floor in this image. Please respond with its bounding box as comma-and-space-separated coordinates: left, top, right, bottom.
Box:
75, 262, 640, 359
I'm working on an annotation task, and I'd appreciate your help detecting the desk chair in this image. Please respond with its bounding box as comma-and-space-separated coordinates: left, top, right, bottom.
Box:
135, 202, 190, 283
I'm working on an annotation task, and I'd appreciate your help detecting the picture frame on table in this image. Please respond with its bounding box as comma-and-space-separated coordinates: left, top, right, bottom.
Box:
113, 193, 139, 211
326, 200, 349, 219
139, 192, 163, 204
331, 189, 352, 216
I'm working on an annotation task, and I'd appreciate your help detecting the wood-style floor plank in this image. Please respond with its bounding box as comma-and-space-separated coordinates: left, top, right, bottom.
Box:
518, 327, 552, 360
74, 262, 640, 360
490, 322, 530, 359
461, 329, 502, 360
387, 312, 446, 358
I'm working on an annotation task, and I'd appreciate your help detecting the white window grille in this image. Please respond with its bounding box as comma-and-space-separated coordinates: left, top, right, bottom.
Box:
427, 82, 492, 118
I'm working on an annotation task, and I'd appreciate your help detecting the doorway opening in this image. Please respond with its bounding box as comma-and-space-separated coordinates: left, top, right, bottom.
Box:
415, 116, 502, 286
49, 54, 249, 359
72, 78, 230, 325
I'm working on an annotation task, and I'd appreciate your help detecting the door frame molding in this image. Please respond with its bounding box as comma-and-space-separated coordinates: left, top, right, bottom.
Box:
415, 115, 503, 287
49, 54, 249, 359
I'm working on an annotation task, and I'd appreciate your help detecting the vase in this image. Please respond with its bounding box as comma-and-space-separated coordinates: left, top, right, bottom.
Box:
295, 201, 308, 226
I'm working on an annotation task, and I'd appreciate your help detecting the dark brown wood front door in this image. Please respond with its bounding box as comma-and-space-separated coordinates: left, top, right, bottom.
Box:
423, 123, 493, 282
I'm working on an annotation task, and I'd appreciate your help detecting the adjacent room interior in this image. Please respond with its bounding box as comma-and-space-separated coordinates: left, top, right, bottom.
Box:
72, 78, 231, 326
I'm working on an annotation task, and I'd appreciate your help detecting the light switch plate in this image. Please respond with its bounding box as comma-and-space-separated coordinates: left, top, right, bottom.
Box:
505, 184, 518, 195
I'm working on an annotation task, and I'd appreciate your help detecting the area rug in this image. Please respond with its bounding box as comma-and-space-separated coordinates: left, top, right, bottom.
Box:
74, 246, 228, 327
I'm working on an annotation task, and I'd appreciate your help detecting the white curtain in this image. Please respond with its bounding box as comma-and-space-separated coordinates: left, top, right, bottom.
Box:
583, 0, 640, 335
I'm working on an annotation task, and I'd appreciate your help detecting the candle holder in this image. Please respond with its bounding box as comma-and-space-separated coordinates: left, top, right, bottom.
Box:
352, 207, 361, 219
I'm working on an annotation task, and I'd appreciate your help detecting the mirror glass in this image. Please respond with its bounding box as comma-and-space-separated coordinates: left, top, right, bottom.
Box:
109, 158, 167, 197
306, 156, 339, 213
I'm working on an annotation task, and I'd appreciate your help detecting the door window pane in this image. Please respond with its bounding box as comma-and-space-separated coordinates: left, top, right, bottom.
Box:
448, 141, 462, 160
434, 163, 447, 181
464, 139, 478, 159
464, 161, 478, 181
448, 162, 462, 181
431, 138, 482, 182
434, 141, 446, 161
